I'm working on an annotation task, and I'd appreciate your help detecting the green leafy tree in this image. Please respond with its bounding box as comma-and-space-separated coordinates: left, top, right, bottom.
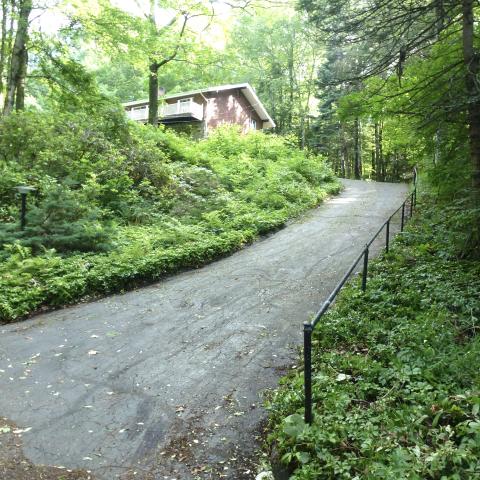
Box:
226, 10, 321, 143
300, 0, 480, 191
75, 0, 218, 125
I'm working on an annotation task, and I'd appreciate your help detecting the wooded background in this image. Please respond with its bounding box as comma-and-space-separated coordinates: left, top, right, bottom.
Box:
1, 0, 479, 190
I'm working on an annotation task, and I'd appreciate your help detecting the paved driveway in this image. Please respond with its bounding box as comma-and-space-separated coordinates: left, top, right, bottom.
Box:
0, 179, 408, 479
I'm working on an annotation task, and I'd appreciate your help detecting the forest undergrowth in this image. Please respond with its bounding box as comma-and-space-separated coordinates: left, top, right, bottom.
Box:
0, 112, 339, 322
265, 189, 480, 479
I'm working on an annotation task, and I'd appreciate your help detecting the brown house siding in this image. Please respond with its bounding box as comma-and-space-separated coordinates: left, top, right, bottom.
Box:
204, 89, 262, 133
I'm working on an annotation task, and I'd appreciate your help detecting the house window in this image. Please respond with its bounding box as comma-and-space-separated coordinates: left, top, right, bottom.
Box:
250, 118, 257, 130
178, 98, 193, 113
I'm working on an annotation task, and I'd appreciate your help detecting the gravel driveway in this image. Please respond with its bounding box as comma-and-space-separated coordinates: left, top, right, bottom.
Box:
0, 179, 408, 479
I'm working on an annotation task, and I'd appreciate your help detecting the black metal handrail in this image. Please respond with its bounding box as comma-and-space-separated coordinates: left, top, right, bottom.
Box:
303, 171, 418, 425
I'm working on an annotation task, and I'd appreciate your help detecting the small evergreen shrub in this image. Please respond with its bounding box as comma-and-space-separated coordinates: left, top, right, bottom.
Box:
0, 184, 114, 253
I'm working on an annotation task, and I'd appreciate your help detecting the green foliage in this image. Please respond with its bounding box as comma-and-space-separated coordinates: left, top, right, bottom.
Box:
0, 114, 339, 322
226, 10, 321, 138
0, 184, 114, 253
266, 196, 480, 479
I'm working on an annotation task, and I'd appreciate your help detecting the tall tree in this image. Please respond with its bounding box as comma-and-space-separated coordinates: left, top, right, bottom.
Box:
462, 0, 480, 189
3, 0, 32, 115
226, 10, 322, 140
353, 117, 361, 179
300, 0, 480, 190
76, 0, 216, 126
0, 0, 9, 97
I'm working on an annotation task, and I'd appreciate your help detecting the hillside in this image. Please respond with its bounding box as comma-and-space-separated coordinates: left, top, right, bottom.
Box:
0, 111, 339, 322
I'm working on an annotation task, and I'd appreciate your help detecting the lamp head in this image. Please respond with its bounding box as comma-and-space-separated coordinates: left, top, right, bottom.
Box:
15, 185, 36, 194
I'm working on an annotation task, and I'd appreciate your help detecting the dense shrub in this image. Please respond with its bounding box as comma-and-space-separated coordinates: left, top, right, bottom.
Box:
0, 114, 339, 321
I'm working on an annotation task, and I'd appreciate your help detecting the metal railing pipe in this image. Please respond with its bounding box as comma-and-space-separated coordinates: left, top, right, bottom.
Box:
367, 221, 386, 248
362, 245, 369, 292
303, 322, 313, 425
303, 173, 418, 424
386, 218, 390, 253
401, 202, 405, 231
312, 249, 365, 327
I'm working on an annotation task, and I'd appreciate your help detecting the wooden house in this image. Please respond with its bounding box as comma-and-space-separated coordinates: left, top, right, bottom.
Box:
123, 83, 275, 137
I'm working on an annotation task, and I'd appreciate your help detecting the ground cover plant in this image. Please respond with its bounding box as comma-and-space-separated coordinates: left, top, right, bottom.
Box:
265, 193, 480, 479
0, 110, 339, 322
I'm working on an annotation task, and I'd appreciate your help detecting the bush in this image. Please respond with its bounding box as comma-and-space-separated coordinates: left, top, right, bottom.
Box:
0, 184, 115, 253
0, 116, 340, 322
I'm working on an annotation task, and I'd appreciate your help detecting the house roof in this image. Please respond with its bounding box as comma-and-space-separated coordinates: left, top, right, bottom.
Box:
122, 83, 276, 129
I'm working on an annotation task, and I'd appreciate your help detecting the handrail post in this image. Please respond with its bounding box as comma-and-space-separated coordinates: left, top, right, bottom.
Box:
410, 192, 414, 218
303, 322, 313, 425
362, 245, 369, 292
385, 219, 390, 253
414, 187, 417, 207
401, 202, 405, 231
20, 193, 27, 230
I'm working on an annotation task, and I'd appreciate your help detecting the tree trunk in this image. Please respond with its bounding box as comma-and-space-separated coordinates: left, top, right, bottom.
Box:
340, 123, 348, 178
384, 153, 390, 182
300, 118, 306, 149
371, 148, 375, 179
374, 122, 384, 181
287, 43, 295, 130
145, 8, 188, 127
354, 117, 361, 179
15, 45, 26, 110
435, 0, 445, 34
0, 0, 8, 99
300, 50, 317, 149
433, 129, 441, 166
433, 0, 445, 168
462, 0, 480, 190
148, 62, 159, 126
3, 0, 31, 116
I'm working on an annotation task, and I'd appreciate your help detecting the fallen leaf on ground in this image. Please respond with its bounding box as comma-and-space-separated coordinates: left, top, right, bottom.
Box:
13, 427, 32, 434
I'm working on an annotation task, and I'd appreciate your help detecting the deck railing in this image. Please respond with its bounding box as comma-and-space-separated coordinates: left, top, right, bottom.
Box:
126, 100, 204, 122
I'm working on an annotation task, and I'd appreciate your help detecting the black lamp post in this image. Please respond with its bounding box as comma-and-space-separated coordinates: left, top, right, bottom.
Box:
15, 186, 36, 230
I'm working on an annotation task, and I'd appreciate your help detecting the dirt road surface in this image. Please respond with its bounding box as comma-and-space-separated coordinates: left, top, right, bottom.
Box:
0, 180, 408, 479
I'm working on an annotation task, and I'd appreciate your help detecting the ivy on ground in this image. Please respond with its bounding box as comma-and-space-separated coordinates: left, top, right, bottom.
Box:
266, 197, 480, 479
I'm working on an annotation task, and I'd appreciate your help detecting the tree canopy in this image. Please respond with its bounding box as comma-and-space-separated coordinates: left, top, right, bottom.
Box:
0, 0, 478, 192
